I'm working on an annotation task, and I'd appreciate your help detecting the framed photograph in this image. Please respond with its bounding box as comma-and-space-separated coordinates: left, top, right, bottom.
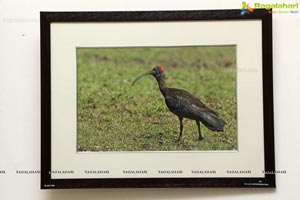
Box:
41, 9, 275, 188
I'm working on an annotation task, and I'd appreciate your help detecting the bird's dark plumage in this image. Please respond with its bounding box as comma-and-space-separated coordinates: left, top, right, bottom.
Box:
165, 88, 226, 132
132, 65, 226, 140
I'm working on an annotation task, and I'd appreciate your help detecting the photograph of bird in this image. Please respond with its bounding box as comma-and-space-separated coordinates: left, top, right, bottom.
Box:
132, 65, 226, 141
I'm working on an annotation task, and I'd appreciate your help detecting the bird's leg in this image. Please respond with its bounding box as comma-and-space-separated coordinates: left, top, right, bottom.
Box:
178, 117, 183, 140
196, 121, 204, 141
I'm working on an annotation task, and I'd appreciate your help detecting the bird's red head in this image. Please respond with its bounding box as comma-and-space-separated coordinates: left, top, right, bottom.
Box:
156, 65, 164, 72
132, 65, 166, 86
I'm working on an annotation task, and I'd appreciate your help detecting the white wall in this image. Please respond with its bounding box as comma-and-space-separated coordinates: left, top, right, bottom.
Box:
0, 0, 299, 199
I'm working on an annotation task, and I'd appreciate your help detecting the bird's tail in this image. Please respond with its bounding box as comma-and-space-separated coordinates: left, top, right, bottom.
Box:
200, 111, 226, 132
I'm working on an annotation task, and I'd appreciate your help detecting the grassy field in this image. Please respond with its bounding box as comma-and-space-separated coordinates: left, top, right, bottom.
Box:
77, 46, 237, 151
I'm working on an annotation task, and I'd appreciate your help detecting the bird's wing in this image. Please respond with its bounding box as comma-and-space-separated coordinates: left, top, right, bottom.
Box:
165, 88, 226, 131
165, 90, 208, 117
166, 88, 206, 109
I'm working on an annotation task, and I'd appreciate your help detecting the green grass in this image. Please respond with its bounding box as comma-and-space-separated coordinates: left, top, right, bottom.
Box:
77, 46, 237, 151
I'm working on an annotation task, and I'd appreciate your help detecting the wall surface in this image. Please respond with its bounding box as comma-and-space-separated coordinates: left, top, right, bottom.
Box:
0, 0, 299, 199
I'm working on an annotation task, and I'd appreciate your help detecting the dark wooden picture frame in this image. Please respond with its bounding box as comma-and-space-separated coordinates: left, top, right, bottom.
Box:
41, 9, 275, 189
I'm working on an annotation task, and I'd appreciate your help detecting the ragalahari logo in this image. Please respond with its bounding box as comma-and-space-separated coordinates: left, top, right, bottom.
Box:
241, 2, 254, 15
240, 1, 298, 15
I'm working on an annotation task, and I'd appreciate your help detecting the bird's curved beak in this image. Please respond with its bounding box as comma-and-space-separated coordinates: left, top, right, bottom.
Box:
132, 70, 153, 86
